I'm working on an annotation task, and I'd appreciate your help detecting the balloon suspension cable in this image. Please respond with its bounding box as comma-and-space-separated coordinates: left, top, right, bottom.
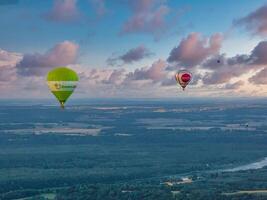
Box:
60, 102, 65, 109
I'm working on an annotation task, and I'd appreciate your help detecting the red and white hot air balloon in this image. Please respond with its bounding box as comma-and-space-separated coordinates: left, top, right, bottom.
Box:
175, 70, 192, 90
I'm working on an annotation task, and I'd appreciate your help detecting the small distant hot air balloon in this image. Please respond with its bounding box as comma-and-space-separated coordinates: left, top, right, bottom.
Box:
175, 70, 192, 90
47, 67, 79, 109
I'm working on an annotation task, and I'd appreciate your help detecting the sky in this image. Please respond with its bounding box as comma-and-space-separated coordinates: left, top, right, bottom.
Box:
1, 0, 267, 99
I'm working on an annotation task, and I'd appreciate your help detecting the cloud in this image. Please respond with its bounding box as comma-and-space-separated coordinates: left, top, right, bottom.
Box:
234, 4, 267, 36
75, 60, 168, 93
201, 40, 267, 85
65, 65, 128, 97
203, 54, 251, 69
224, 80, 244, 90
16, 41, 79, 76
121, 45, 152, 63
125, 59, 166, 82
0, 49, 26, 98
167, 33, 223, 67
0, 49, 21, 66
249, 41, 267, 64
74, 66, 125, 85
76, 60, 170, 94
4, 28, 267, 98
202, 57, 250, 85
102, 69, 126, 85
75, 66, 167, 98
44, 0, 81, 23
107, 45, 153, 66
249, 68, 267, 84
0, 49, 21, 82
120, 0, 170, 39
203, 41, 267, 69
0, 65, 17, 82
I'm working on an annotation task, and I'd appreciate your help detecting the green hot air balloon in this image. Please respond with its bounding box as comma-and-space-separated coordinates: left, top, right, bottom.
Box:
47, 67, 79, 109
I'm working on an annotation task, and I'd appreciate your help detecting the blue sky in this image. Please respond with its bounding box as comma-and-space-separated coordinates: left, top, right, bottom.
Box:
0, 0, 264, 57
1, 0, 267, 99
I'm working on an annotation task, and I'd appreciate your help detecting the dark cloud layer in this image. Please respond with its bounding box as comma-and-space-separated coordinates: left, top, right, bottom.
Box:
107, 45, 152, 66
235, 4, 267, 36
250, 41, 267, 64
121, 45, 152, 63
202, 58, 250, 85
201, 40, 267, 85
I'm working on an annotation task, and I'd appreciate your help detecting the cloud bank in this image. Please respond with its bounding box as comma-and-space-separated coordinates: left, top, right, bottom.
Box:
16, 41, 79, 76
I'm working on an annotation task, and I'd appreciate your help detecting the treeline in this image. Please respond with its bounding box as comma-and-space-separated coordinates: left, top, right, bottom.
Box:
1, 163, 267, 199
55, 182, 267, 200
56, 184, 174, 200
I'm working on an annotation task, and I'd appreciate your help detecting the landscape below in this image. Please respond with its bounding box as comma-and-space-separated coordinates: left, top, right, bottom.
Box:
1, 99, 267, 200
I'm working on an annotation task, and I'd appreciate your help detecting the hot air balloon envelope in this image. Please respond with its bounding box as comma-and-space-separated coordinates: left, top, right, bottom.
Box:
47, 67, 79, 108
175, 70, 192, 90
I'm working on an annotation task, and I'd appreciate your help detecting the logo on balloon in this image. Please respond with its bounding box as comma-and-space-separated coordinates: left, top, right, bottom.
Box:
54, 83, 62, 90
181, 73, 191, 83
